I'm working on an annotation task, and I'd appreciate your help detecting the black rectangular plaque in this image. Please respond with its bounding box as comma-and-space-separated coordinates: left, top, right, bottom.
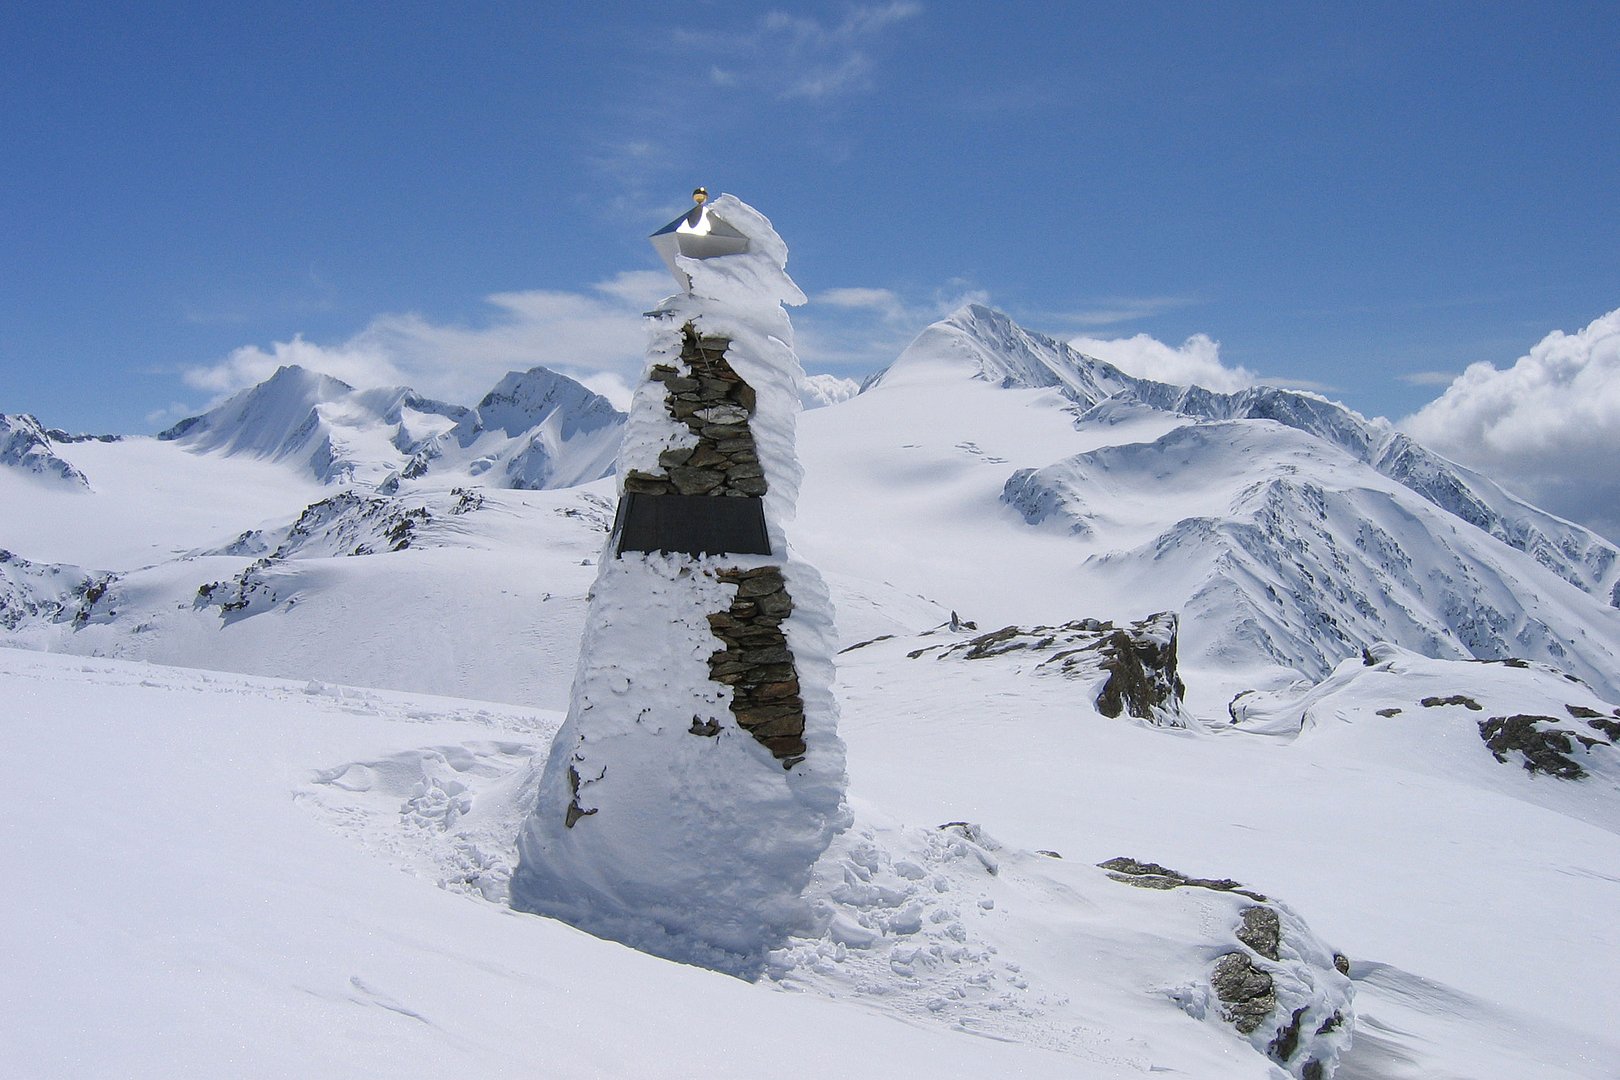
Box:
612, 492, 772, 557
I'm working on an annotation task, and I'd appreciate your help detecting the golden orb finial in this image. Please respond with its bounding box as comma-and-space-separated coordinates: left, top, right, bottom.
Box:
692, 186, 708, 205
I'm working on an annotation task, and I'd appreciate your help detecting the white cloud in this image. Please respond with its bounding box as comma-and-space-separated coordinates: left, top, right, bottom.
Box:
793, 280, 989, 377
184, 335, 404, 396
684, 3, 923, 102
180, 271, 663, 410
1401, 306, 1620, 542
1058, 296, 1199, 327
815, 286, 905, 316
1398, 370, 1462, 387
1068, 331, 1259, 393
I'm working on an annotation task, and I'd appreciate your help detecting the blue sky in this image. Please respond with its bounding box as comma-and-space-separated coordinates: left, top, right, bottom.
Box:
4, 2, 1618, 446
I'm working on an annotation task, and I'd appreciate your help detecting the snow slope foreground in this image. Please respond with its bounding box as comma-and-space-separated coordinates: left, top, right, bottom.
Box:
0, 650, 1132, 1080
5, 298, 1620, 1076
7, 630, 1614, 1078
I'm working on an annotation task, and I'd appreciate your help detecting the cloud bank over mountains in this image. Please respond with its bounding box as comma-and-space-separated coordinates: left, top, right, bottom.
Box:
1402, 306, 1620, 542
180, 271, 671, 414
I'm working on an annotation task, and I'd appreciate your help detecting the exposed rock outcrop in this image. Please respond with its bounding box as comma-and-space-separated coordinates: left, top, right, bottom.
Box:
0, 413, 91, 489
1478, 713, 1612, 779
1102, 856, 1354, 1079
912, 613, 1187, 726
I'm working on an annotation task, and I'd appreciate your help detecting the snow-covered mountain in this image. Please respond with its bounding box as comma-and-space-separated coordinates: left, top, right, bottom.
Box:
897, 305, 1619, 610
158, 363, 624, 490
400, 366, 624, 490
4, 301, 1619, 1079
0, 412, 92, 488
821, 304, 1620, 703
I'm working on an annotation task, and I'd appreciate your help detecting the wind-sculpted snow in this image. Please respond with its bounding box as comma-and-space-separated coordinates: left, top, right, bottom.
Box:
514, 195, 849, 976
0, 413, 92, 489
1003, 420, 1620, 699
514, 553, 849, 976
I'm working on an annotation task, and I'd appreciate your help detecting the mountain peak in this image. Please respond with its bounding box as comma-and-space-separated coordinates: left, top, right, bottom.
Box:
471, 366, 621, 440
0, 413, 92, 489
875, 303, 1136, 406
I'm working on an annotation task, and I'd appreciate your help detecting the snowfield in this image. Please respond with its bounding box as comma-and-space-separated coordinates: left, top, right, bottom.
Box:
4, 291, 1620, 1077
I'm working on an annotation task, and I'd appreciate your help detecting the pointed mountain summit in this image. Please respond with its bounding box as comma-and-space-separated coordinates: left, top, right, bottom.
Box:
406, 366, 625, 489
874, 302, 1138, 404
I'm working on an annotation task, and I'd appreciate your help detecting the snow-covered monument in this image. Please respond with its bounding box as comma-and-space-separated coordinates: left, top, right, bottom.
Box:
511, 192, 849, 975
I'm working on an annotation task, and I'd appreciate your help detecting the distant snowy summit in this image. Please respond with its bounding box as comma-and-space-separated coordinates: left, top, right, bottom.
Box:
0, 413, 94, 489
157, 363, 626, 491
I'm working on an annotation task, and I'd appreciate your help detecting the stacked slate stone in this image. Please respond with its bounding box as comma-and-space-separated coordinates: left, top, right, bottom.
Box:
709, 566, 805, 763
616, 322, 810, 765
624, 326, 767, 499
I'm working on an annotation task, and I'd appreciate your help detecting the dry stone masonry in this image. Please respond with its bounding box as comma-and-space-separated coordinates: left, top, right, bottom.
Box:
709, 566, 806, 764
624, 325, 767, 499
618, 324, 811, 766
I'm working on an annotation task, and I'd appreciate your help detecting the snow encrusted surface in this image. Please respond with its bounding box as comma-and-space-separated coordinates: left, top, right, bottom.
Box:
512, 195, 850, 975
513, 553, 848, 973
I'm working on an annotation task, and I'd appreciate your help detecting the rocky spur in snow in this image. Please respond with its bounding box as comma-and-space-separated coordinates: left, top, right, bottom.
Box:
0, 413, 92, 489
0, 549, 116, 632
195, 487, 490, 618
907, 612, 1187, 727
766, 815, 1353, 1077
1231, 643, 1620, 826
1101, 856, 1353, 1079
